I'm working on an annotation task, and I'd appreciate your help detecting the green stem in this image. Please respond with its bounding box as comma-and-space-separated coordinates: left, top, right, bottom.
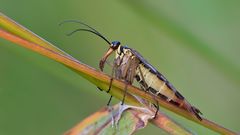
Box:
0, 28, 236, 135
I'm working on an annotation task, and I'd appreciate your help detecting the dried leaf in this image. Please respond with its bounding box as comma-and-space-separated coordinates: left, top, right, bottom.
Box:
65, 103, 155, 135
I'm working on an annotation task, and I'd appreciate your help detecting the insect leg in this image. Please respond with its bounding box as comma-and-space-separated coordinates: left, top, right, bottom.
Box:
107, 95, 113, 106
153, 100, 159, 119
138, 66, 159, 118
121, 57, 139, 105
121, 81, 129, 105
107, 63, 115, 93
97, 87, 103, 91
120, 66, 130, 105
106, 59, 118, 106
138, 66, 148, 91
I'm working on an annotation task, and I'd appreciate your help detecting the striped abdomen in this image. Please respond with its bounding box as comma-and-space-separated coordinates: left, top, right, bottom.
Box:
135, 64, 184, 104
135, 64, 202, 120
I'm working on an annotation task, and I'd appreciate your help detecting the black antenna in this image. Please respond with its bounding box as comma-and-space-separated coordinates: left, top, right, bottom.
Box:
59, 20, 111, 45
67, 28, 111, 45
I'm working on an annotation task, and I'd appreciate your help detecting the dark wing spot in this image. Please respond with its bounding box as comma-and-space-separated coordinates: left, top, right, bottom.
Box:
191, 106, 203, 120
148, 87, 158, 95
149, 69, 154, 74
143, 63, 149, 68
135, 75, 141, 81
148, 87, 169, 101
157, 93, 168, 100
140, 80, 145, 86
169, 100, 180, 106
156, 74, 167, 82
166, 82, 177, 92
175, 91, 185, 100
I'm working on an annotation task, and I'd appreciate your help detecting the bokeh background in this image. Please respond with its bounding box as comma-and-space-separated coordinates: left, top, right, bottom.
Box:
0, 0, 239, 135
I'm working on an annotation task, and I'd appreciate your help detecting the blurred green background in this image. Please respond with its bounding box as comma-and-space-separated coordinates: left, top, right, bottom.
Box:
0, 0, 239, 135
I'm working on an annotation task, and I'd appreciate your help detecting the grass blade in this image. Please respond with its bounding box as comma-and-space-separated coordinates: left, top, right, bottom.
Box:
0, 13, 237, 135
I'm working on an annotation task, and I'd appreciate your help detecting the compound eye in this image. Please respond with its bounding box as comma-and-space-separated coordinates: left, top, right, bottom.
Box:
111, 41, 121, 49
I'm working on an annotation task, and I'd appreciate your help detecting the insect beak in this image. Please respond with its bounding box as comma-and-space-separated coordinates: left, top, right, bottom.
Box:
99, 47, 114, 71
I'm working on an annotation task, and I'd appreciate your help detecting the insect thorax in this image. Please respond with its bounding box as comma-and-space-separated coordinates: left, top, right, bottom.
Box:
115, 45, 133, 59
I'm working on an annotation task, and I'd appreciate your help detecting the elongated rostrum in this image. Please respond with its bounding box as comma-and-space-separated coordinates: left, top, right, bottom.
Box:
61, 20, 203, 120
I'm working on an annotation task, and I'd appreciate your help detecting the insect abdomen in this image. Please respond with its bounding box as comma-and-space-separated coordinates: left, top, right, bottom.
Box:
136, 64, 182, 102
135, 64, 202, 120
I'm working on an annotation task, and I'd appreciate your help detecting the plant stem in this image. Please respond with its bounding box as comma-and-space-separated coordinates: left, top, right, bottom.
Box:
0, 29, 237, 135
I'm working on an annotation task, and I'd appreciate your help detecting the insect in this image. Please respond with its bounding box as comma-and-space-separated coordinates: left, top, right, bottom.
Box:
61, 20, 203, 120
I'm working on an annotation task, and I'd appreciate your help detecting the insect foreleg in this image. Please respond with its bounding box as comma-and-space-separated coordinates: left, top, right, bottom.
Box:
107, 60, 117, 93
137, 66, 159, 118
106, 57, 120, 106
